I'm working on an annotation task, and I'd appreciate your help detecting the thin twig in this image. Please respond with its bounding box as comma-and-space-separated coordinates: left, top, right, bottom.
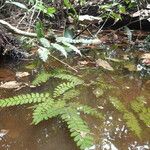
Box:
50, 54, 78, 72
95, 13, 111, 37
73, 23, 92, 39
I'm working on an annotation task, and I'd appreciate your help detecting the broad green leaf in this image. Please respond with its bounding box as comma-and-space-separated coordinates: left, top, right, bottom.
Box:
64, 0, 71, 8
35, 21, 44, 39
118, 5, 126, 14
47, 7, 56, 14
38, 47, 50, 62
40, 38, 50, 48
62, 41, 82, 56
51, 43, 67, 57
64, 27, 74, 39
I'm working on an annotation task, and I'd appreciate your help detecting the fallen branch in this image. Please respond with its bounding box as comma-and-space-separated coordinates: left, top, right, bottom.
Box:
0, 19, 37, 37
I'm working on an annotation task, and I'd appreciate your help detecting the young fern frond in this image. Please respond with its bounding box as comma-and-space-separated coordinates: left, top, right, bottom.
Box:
61, 108, 94, 150
32, 71, 52, 85
0, 93, 50, 107
53, 82, 81, 98
33, 100, 66, 125
109, 97, 142, 138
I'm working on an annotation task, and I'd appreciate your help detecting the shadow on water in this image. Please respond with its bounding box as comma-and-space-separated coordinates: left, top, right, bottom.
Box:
0, 39, 150, 150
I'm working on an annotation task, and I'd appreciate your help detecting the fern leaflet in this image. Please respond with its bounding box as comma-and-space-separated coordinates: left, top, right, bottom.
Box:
33, 100, 66, 124
62, 89, 80, 100
0, 93, 50, 107
32, 71, 52, 85
70, 103, 104, 119
61, 107, 94, 150
53, 73, 84, 84
109, 97, 126, 112
53, 82, 81, 98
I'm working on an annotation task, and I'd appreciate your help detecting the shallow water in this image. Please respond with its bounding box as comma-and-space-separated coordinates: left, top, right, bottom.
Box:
0, 36, 150, 150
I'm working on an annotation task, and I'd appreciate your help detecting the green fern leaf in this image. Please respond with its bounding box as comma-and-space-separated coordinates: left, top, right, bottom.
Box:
32, 71, 52, 85
53, 82, 81, 98
109, 97, 142, 138
109, 97, 126, 112
0, 93, 50, 107
130, 96, 146, 113
76, 104, 104, 119
123, 112, 142, 138
33, 100, 66, 124
53, 73, 84, 84
61, 108, 94, 150
131, 97, 150, 127
62, 89, 80, 100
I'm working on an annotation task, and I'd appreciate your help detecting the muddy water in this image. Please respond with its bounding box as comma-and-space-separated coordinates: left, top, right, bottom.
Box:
0, 51, 150, 149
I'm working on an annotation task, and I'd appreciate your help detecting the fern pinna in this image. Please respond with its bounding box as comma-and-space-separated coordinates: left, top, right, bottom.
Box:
0, 71, 103, 150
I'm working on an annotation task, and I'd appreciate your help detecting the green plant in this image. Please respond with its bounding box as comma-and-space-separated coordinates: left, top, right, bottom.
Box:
130, 96, 150, 127
109, 97, 142, 138
100, 0, 136, 21
0, 70, 103, 150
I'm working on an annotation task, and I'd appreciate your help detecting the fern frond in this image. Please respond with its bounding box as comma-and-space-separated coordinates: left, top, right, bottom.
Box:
131, 97, 150, 127
76, 104, 104, 119
32, 71, 52, 85
109, 97, 142, 138
109, 97, 126, 112
33, 100, 66, 124
123, 112, 142, 138
138, 108, 150, 127
53, 82, 81, 98
130, 96, 146, 112
0, 93, 50, 107
53, 73, 84, 84
62, 89, 80, 100
61, 108, 94, 150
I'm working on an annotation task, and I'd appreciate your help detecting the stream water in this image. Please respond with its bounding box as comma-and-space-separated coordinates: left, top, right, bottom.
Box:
0, 33, 150, 150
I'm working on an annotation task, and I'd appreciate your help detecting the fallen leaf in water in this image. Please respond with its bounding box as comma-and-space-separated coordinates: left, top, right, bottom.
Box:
16, 72, 30, 78
96, 58, 114, 71
78, 61, 89, 65
141, 53, 150, 59
141, 53, 150, 66
0, 129, 9, 139
0, 81, 22, 89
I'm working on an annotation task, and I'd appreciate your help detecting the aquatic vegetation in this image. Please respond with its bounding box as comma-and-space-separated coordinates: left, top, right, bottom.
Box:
0, 70, 103, 150
130, 96, 150, 127
109, 97, 142, 138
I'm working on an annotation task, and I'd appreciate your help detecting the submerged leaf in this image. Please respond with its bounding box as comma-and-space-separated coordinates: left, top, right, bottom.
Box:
0, 81, 23, 89
96, 58, 114, 71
